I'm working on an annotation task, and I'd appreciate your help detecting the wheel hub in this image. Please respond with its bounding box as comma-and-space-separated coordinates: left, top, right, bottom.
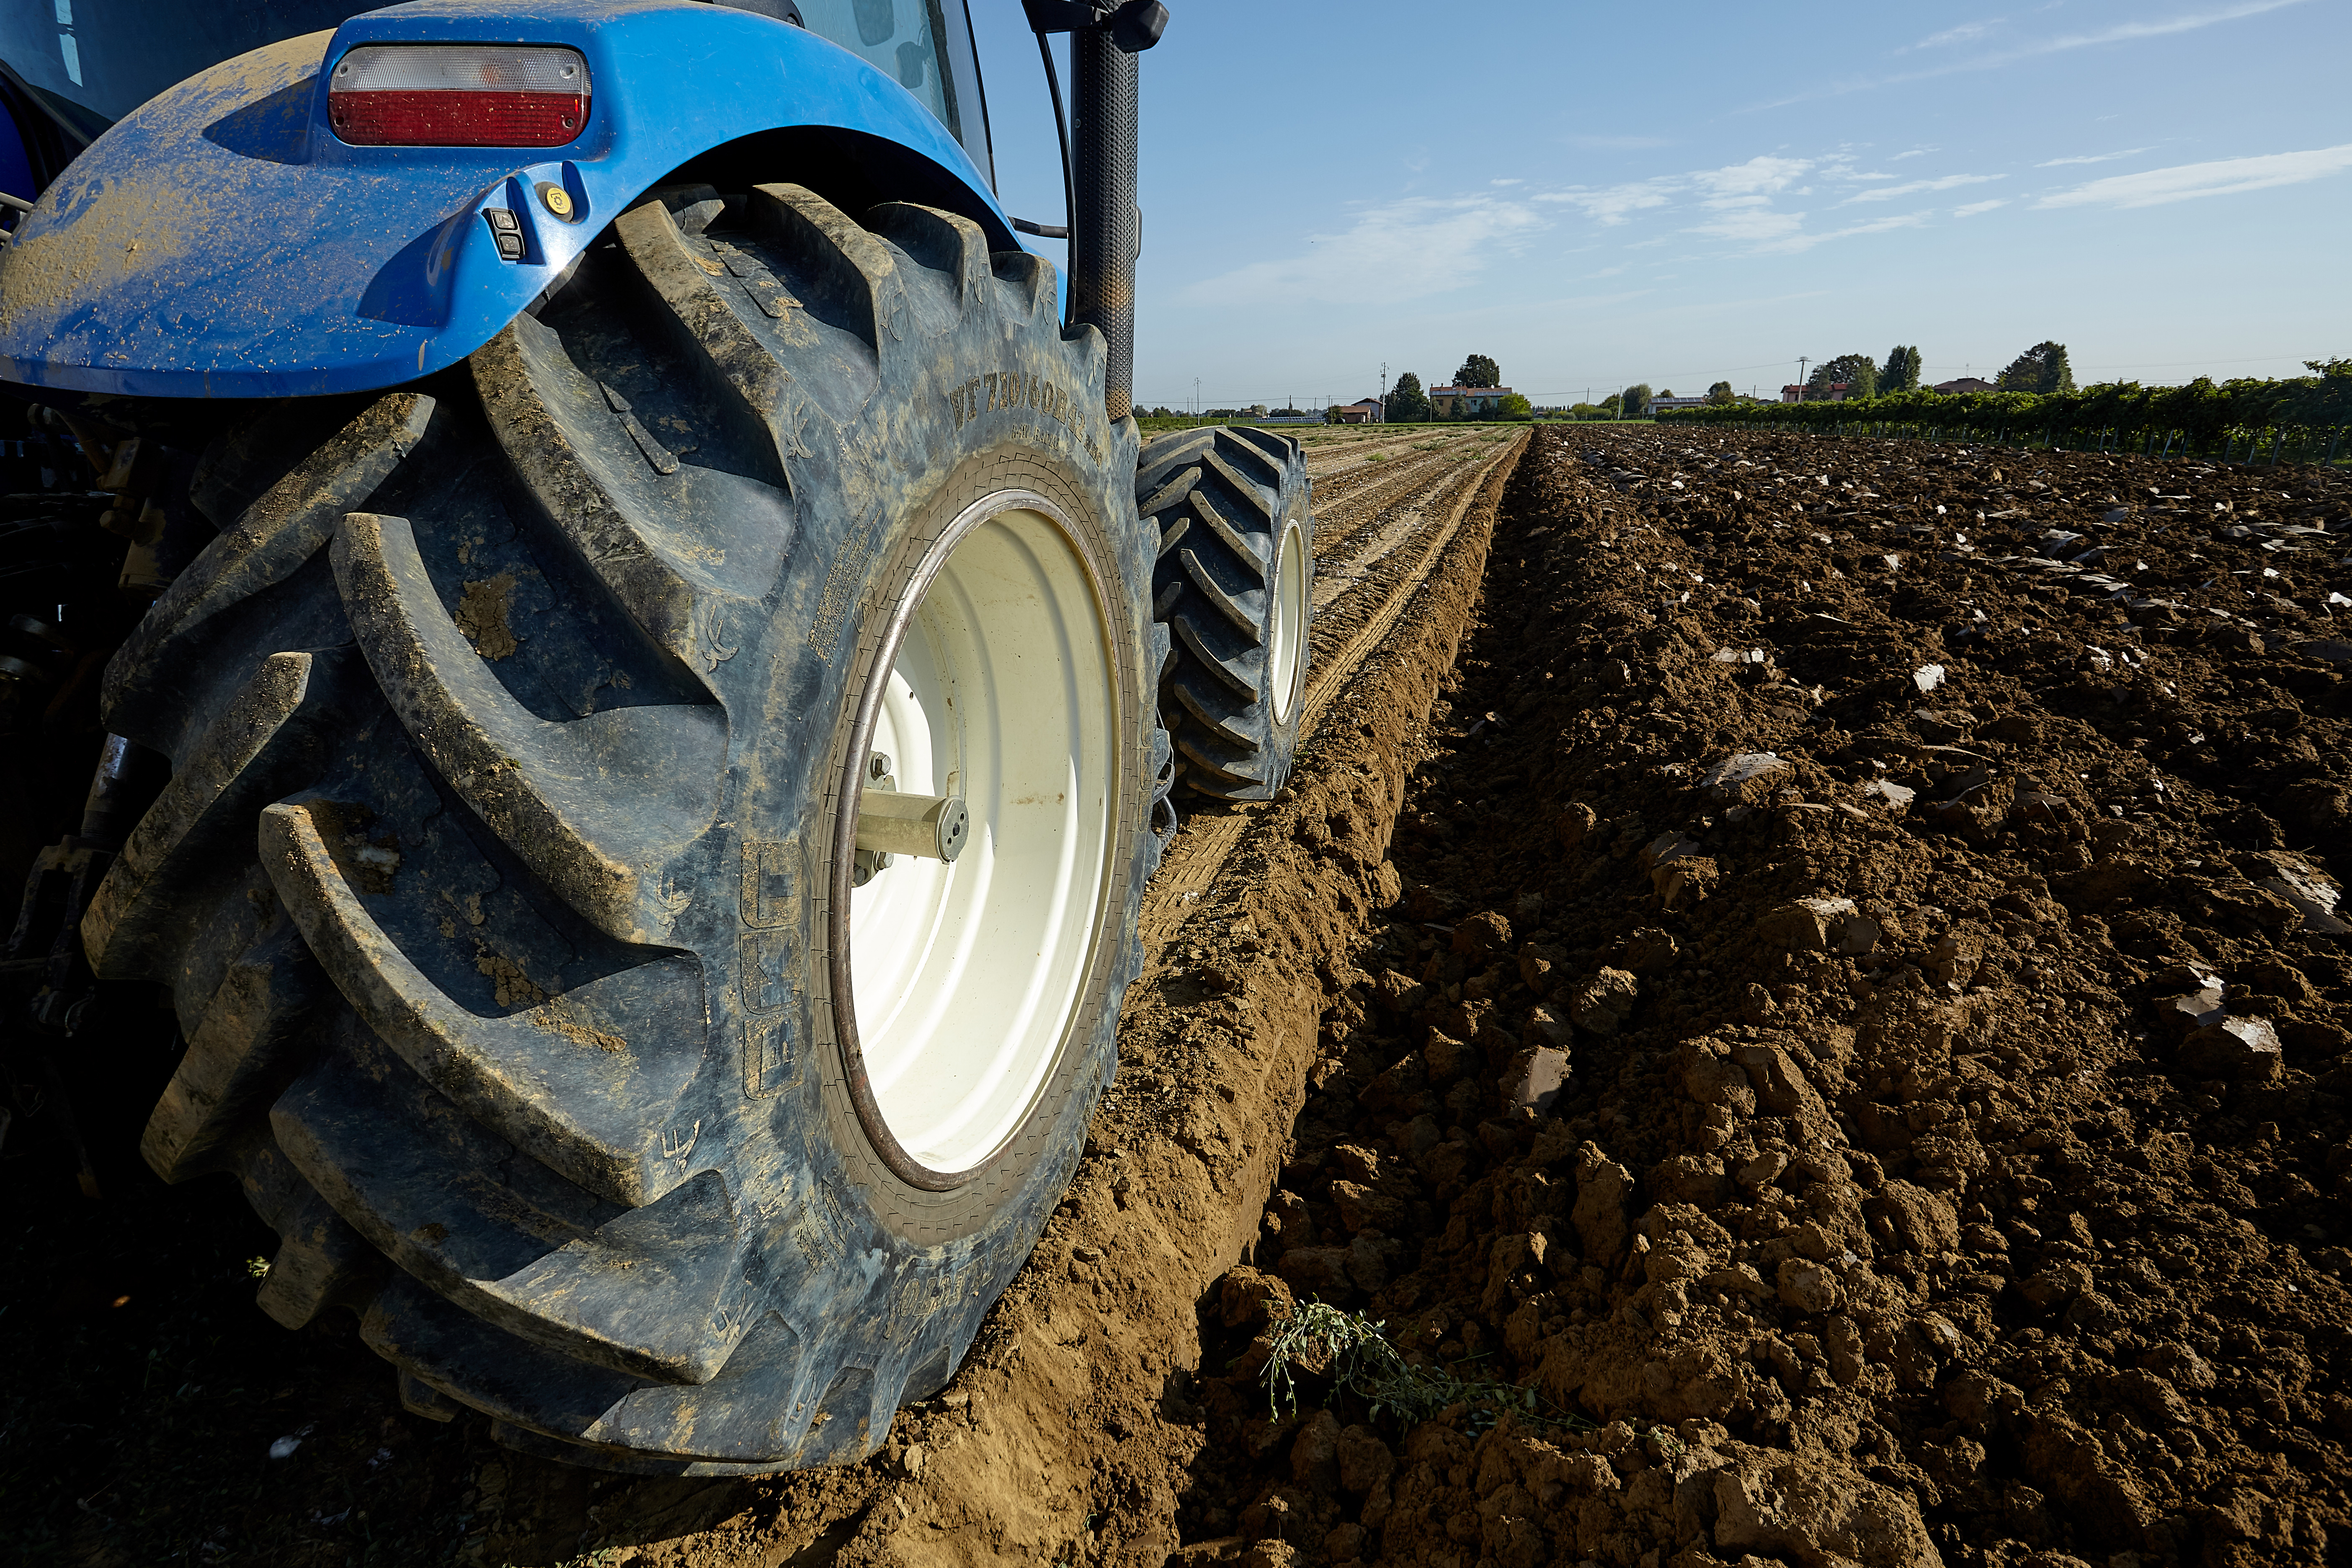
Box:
830, 495, 1119, 1187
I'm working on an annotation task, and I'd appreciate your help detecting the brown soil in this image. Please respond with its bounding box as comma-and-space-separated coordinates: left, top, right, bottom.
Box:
14, 423, 2351, 1568
1174, 426, 2352, 1568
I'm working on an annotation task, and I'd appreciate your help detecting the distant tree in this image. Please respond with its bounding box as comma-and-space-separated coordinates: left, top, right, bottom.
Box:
1808, 354, 1877, 401
1708, 380, 1734, 404
1620, 383, 1653, 417
1658, 388, 1675, 399
1385, 372, 1431, 423
1496, 393, 1533, 420
1600, 392, 1624, 418
1453, 353, 1501, 388
2306, 358, 2352, 379
1879, 345, 1922, 393
1996, 341, 2074, 395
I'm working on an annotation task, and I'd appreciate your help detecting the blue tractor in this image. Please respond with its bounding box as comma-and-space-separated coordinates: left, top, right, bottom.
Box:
0, 0, 1310, 1474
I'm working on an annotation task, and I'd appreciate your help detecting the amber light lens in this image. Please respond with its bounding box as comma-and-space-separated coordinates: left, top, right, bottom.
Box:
329, 44, 589, 147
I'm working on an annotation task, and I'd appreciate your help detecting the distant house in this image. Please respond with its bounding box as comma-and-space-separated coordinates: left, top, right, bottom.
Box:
1780, 383, 1853, 403
1651, 396, 1712, 411
1333, 398, 1384, 424
1429, 385, 1515, 417
1933, 377, 1998, 395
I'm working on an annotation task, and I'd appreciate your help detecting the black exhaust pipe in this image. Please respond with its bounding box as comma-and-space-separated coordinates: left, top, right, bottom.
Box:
1070, 27, 1136, 421
1027, 0, 1166, 423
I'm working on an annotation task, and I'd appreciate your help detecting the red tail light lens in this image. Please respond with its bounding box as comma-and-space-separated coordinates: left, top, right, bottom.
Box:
329, 45, 590, 147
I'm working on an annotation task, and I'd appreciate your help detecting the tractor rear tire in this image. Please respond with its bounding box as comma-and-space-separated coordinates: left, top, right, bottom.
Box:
85, 182, 1168, 1473
1138, 427, 1311, 801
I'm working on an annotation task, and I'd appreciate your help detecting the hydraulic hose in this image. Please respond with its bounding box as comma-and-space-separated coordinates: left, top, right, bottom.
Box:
1035, 33, 1076, 256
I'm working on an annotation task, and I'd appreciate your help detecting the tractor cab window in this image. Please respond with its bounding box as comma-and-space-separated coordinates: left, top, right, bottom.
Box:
799, 0, 960, 139
0, 0, 360, 152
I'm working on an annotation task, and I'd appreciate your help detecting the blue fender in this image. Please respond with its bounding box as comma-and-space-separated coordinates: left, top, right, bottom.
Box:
0, 0, 1019, 399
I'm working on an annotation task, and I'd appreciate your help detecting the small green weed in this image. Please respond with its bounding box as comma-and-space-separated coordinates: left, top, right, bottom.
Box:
1254, 1301, 1582, 1436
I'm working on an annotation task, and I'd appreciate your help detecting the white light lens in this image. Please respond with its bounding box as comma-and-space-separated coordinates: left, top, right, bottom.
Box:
331, 44, 588, 96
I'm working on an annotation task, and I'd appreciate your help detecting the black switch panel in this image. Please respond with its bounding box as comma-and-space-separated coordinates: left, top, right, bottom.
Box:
482, 207, 527, 261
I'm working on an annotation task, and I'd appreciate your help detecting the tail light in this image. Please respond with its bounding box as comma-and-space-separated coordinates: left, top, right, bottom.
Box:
328, 45, 590, 148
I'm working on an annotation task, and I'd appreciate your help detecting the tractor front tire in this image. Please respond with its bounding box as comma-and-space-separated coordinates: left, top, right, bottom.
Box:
86, 182, 1167, 1473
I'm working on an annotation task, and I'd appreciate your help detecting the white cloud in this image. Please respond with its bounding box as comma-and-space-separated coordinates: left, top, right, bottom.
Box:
1890, 148, 1934, 161
1954, 199, 2009, 216
2027, 0, 2308, 55
1542, 180, 1678, 225
1840, 173, 2004, 205
1178, 194, 1547, 308
1910, 18, 2001, 49
1696, 156, 1816, 202
1756, 213, 1932, 255
1690, 205, 1808, 245
1544, 154, 1817, 226
2036, 147, 2155, 167
1751, 0, 2310, 110
2035, 143, 2352, 208
1545, 153, 1955, 254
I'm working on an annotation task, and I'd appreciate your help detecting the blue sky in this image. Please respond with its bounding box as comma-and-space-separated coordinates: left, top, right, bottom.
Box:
969, 0, 2351, 410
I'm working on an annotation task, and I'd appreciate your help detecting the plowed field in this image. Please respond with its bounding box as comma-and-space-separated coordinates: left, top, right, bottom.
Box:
1172, 426, 2352, 1568
13, 423, 2352, 1568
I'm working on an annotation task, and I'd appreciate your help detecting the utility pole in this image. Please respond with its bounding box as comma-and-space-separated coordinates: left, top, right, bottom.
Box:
1796, 356, 1809, 403
1379, 362, 1387, 424
1193, 377, 1199, 417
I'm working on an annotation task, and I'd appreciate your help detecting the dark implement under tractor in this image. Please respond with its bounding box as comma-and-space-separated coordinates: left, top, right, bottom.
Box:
0, 0, 1310, 1473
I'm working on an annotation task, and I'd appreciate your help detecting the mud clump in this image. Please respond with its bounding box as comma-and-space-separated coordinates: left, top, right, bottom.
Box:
1182, 428, 2352, 1568
454, 573, 520, 660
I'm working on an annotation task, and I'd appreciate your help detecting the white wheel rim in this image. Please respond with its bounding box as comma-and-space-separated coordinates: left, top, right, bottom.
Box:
1268, 518, 1308, 725
832, 495, 1117, 1184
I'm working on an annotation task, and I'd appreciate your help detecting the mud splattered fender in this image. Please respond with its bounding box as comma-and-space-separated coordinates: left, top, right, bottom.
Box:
0, 0, 1015, 399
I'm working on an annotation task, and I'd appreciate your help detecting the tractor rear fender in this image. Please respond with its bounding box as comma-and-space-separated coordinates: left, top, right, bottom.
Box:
0, 0, 1019, 400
